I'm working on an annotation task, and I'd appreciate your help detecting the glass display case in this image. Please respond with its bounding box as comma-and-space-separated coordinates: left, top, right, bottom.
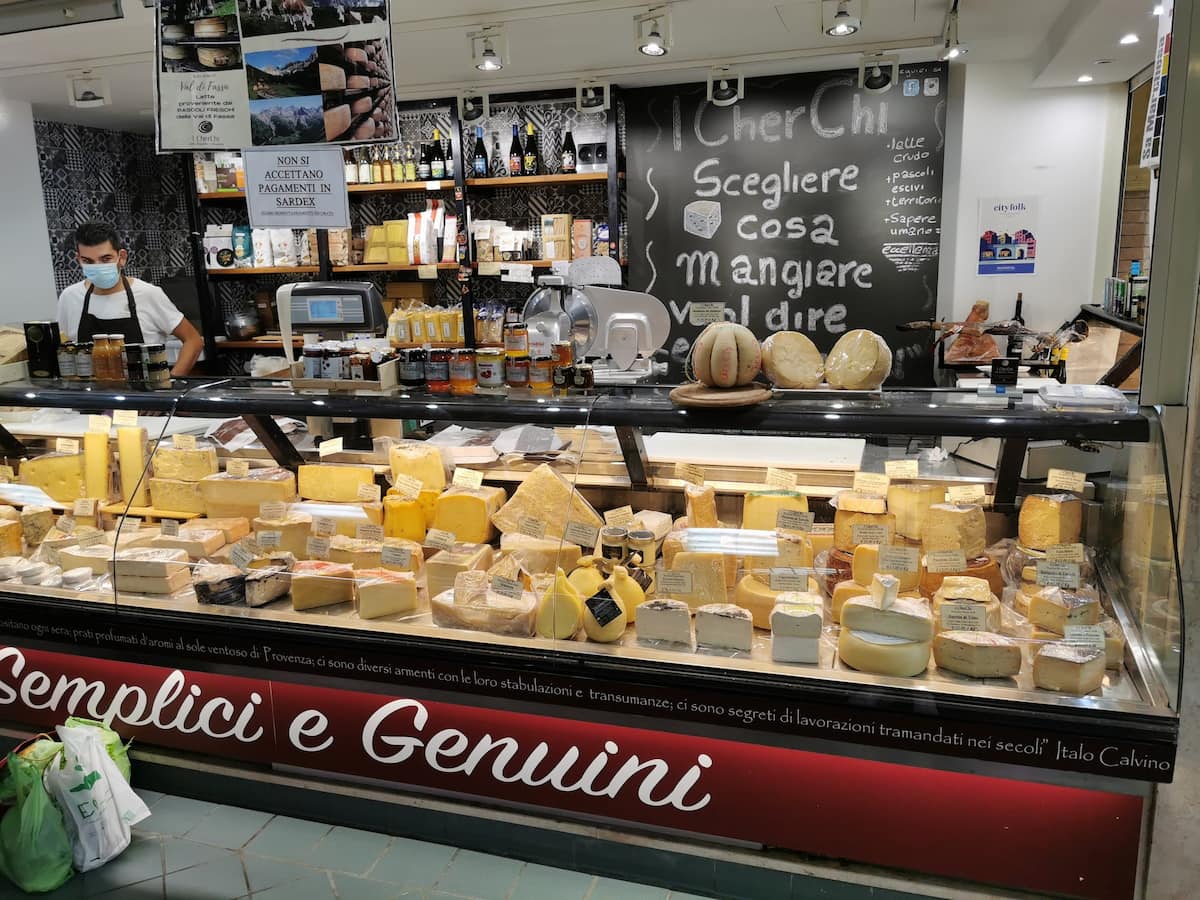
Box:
0, 377, 1181, 785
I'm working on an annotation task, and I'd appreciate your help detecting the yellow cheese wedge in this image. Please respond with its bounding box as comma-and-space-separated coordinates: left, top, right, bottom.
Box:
850, 543, 921, 591
1018, 494, 1082, 551
833, 496, 894, 552
291, 560, 355, 610
1033, 644, 1104, 694
297, 465, 376, 502
685, 484, 719, 528
887, 483, 943, 541
492, 464, 603, 541
433, 485, 505, 544
1028, 586, 1100, 635
389, 442, 446, 491
922, 503, 987, 559
82, 431, 111, 502
669, 551, 729, 610
19, 507, 54, 546
832, 579, 870, 623
1101, 616, 1125, 669
328, 535, 384, 569
741, 490, 810, 531
354, 568, 418, 619
841, 593, 933, 642
933, 631, 1021, 678
661, 530, 686, 569
19, 453, 84, 503
117, 427, 149, 506
734, 575, 783, 629
149, 478, 207, 514
809, 529, 834, 559
198, 468, 296, 519
536, 568, 584, 639
426, 542, 494, 597
152, 445, 218, 481
383, 495, 426, 542
500, 533, 582, 575
0, 520, 21, 557
189, 517, 250, 544
252, 513, 311, 559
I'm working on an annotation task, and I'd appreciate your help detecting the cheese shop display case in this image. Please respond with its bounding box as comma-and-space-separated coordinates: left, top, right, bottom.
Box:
0, 378, 1181, 895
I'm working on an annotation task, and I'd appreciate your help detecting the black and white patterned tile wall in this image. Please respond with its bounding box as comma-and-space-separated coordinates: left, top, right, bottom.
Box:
35, 120, 193, 295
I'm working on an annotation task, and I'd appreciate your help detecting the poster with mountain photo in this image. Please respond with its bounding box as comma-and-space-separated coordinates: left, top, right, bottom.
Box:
155, 0, 397, 151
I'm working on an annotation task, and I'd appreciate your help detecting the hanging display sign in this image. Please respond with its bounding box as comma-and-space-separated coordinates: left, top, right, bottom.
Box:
977, 196, 1038, 275
243, 146, 350, 228
155, 0, 398, 152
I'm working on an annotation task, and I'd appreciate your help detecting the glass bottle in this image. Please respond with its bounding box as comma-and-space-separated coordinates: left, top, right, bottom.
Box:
380, 145, 393, 183
490, 131, 504, 177
472, 126, 488, 177
561, 129, 577, 174
444, 132, 455, 179
417, 141, 432, 180
356, 149, 371, 184
344, 149, 358, 185
508, 124, 523, 176
403, 143, 417, 182
370, 146, 383, 184
430, 129, 446, 179
523, 122, 539, 176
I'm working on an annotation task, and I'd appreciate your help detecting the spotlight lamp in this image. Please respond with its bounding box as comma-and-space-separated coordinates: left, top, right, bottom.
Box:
825, 0, 861, 37
469, 27, 506, 72
858, 54, 899, 93
941, 8, 967, 60
635, 7, 672, 56
576, 81, 612, 113
707, 67, 744, 108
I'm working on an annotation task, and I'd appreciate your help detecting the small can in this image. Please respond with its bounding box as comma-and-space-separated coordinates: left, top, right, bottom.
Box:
553, 364, 574, 394
476, 348, 507, 394
600, 526, 629, 561
572, 363, 595, 392
626, 530, 657, 567
426, 348, 451, 394
552, 340, 574, 367
450, 348, 477, 395
56, 342, 77, 380
504, 323, 529, 358
529, 356, 554, 394
302, 346, 324, 379
399, 347, 426, 388
505, 354, 531, 389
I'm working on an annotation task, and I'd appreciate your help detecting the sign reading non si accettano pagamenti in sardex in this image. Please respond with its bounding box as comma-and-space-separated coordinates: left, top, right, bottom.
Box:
155, 0, 398, 152
243, 147, 349, 228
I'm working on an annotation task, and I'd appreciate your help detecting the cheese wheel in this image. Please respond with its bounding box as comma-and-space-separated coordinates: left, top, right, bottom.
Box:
320, 64, 347, 91
325, 106, 351, 141
839, 630, 930, 677
824, 329, 892, 390
761, 331, 823, 388
689, 322, 762, 387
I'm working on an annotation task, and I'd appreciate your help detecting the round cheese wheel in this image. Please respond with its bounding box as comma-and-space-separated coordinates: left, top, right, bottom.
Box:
324, 105, 351, 141
319, 63, 347, 91
689, 322, 762, 387
824, 329, 893, 390
761, 331, 823, 388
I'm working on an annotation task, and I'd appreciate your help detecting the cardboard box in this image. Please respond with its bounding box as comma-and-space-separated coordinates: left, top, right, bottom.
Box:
540, 214, 573, 240
572, 220, 593, 259
385, 281, 436, 302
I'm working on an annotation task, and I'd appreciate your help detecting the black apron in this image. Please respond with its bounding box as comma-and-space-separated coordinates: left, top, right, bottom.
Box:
77, 276, 146, 344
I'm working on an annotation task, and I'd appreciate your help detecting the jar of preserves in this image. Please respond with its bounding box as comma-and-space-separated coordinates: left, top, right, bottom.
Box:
505, 354, 530, 389
529, 356, 554, 394
449, 349, 476, 395
476, 348, 507, 394
504, 323, 529, 358
302, 346, 324, 379
399, 347, 426, 388
56, 342, 76, 380
320, 344, 343, 379
125, 343, 146, 388
426, 348, 451, 393
349, 352, 371, 381
600, 526, 629, 561
572, 363, 595, 393
552, 364, 574, 395
627, 530, 657, 567
552, 340, 574, 367
91, 335, 110, 380
75, 342, 94, 380
147, 360, 171, 388
143, 342, 168, 368
108, 335, 126, 380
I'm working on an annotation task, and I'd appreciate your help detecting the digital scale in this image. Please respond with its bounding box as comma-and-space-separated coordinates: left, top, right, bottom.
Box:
275, 281, 386, 364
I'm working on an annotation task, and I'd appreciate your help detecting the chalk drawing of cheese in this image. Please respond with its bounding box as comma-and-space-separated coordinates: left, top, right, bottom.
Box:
683, 200, 722, 240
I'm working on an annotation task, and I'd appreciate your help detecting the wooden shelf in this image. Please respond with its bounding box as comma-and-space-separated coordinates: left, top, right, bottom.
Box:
197, 191, 245, 200
465, 172, 616, 188
331, 263, 458, 273
207, 266, 319, 276
347, 180, 455, 194
472, 260, 556, 272
216, 338, 302, 350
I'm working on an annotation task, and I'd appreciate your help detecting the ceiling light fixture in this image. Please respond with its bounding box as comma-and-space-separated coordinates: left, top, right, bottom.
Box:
707, 67, 745, 108
858, 53, 899, 93
576, 80, 611, 112
941, 7, 967, 60
1119, 33, 1139, 44
1077, 74, 1094, 82
469, 27, 506, 72
67, 71, 110, 109
825, 0, 860, 37
1153, 4, 1164, 14
635, 7, 672, 57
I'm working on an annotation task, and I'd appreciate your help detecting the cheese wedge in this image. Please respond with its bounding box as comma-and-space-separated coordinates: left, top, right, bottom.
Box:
189, 517, 250, 544
354, 568, 418, 619
841, 593, 933, 642
933, 631, 1021, 678
633, 509, 673, 542
922, 503, 987, 559
383, 495, 426, 542
1100, 616, 1126, 669
193, 563, 249, 606
112, 547, 189, 579
669, 552, 729, 609
297, 464, 376, 502
734, 575, 785, 630
685, 484, 719, 528
433, 485, 505, 544
636, 599, 693, 645
493, 465, 604, 542
19, 507, 55, 547
19, 453, 85, 503
328, 535, 385, 569
389, 442, 446, 491
850, 543, 921, 591
1028, 586, 1100, 635
149, 478, 207, 514
83, 431, 111, 502
291, 560, 355, 610
771, 596, 823, 663
1033, 644, 1105, 695
1018, 494, 1083, 551
198, 468, 297, 520
252, 513, 311, 559
832, 580, 871, 623
0, 520, 21, 557
380, 538, 423, 575
433, 582, 537, 636
115, 568, 192, 595
57, 544, 114, 575
839, 630, 930, 677
932, 576, 1001, 633
290, 501, 382, 539
117, 427, 150, 507
741, 490, 808, 532
151, 528, 225, 560
696, 604, 753, 652
500, 533, 582, 575
152, 444, 218, 481
887, 483, 943, 541
833, 494, 894, 552
426, 542, 494, 597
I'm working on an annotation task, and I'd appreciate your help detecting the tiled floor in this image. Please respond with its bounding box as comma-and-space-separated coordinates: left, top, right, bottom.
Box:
9, 790, 705, 900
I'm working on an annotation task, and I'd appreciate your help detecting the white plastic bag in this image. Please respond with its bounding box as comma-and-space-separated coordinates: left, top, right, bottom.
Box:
44, 725, 150, 872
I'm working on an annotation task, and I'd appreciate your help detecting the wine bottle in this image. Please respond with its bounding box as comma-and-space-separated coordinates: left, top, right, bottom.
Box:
417, 141, 432, 180
445, 132, 455, 179
523, 122, 539, 176
561, 129, 577, 174
508, 124, 523, 176
490, 132, 504, 177
380, 145, 393, 183
472, 126, 488, 177
430, 129, 446, 179
356, 148, 371, 184
403, 143, 417, 182
343, 149, 358, 185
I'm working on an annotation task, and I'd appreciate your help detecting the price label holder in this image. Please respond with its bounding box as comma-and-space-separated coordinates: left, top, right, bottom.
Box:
260, 501, 287, 521
55, 438, 79, 455
357, 524, 384, 542
989, 357, 1021, 387
306, 536, 331, 559
1046, 468, 1087, 494
564, 521, 600, 548
357, 483, 382, 503
478, 262, 502, 276
884, 459, 919, 479
392, 474, 423, 501
452, 468, 484, 489
776, 510, 814, 533
425, 529, 456, 552
257, 531, 282, 549
519, 517, 548, 539
1036, 560, 1081, 590
491, 576, 524, 600
230, 542, 256, 571
313, 517, 337, 537
926, 549, 967, 574
1046, 543, 1085, 563
851, 524, 891, 545
113, 410, 139, 427
769, 568, 810, 591
658, 570, 693, 594
766, 467, 797, 490
674, 463, 706, 486
940, 601, 987, 631
688, 302, 726, 325
226, 459, 251, 477
318, 437, 344, 458
173, 434, 197, 450
72, 498, 97, 518
381, 544, 413, 568
946, 484, 987, 504
88, 415, 112, 433
161, 519, 181, 537
77, 530, 106, 549
1064, 624, 1107, 653
878, 545, 919, 573
810, 523, 834, 537
853, 472, 891, 495
604, 506, 635, 527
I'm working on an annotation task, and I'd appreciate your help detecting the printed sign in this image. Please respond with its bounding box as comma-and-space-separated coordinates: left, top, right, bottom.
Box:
977, 196, 1038, 276
243, 147, 350, 229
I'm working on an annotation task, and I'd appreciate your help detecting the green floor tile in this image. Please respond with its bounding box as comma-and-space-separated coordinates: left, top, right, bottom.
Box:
136, 794, 218, 837
252, 872, 335, 899
334, 873, 420, 899
89, 875, 163, 898
433, 849, 523, 900
79, 835, 163, 895
244, 816, 333, 862
185, 804, 273, 850
366, 836, 455, 888
509, 862, 593, 900
307, 826, 391, 875
162, 837, 232, 874
588, 877, 670, 900
163, 854, 248, 899
242, 854, 317, 893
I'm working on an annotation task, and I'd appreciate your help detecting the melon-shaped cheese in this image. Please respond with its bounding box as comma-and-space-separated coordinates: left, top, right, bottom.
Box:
690, 322, 762, 388
761, 331, 823, 388
825, 329, 892, 390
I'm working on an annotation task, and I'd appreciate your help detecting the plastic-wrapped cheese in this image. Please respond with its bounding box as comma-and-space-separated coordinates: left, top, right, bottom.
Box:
824, 329, 893, 390
922, 503, 987, 559
760, 331, 823, 388
1018, 494, 1082, 550
388, 442, 446, 491
491, 464, 603, 540
433, 578, 536, 636
838, 630, 930, 677
933, 631, 1021, 678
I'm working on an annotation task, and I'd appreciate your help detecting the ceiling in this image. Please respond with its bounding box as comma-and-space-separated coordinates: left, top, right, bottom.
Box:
0, 0, 1160, 134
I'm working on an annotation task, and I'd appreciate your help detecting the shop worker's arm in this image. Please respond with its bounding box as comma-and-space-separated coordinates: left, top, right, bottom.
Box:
171, 319, 203, 377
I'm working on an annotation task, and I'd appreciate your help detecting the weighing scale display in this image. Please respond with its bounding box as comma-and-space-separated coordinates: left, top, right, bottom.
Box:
294, 295, 366, 325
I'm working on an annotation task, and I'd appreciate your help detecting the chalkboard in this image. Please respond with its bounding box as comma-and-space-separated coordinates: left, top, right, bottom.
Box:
626, 63, 947, 386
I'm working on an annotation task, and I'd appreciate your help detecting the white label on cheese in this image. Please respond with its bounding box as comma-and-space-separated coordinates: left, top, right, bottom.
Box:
1140, 474, 1168, 497
659, 570, 694, 594
452, 468, 484, 489
769, 567, 811, 591
391, 474, 423, 500
258, 530, 282, 549
313, 517, 337, 537
1036, 560, 1081, 589
1046, 468, 1086, 493
1046, 543, 1086, 563
1064, 624, 1107, 652
55, 438, 79, 455
674, 462, 706, 486
810, 523, 834, 536
491, 576, 523, 599
77, 530, 105, 548
564, 521, 600, 548
172, 434, 197, 450
161, 518, 181, 537
926, 549, 968, 573
777, 509, 814, 532
518, 517, 548, 539
357, 482, 382, 503
604, 506, 635, 527
88, 415, 112, 433
946, 484, 987, 504
381, 544, 412, 567
853, 472, 891, 495
765, 467, 797, 490
229, 543, 255, 571
112, 410, 139, 427
260, 501, 287, 521
852, 524, 891, 545
121, 517, 142, 530
424, 529, 456, 551
226, 459, 251, 477
878, 544, 919, 573
357, 524, 384, 542
56, 516, 76, 534
885, 459, 920, 479
306, 535, 330, 559
72, 498, 96, 518
318, 437, 344, 458
941, 601, 987, 631
689, 302, 726, 325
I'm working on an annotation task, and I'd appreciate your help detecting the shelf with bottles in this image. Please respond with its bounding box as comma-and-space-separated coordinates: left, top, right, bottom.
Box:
343, 126, 458, 189
347, 181, 456, 194
208, 266, 320, 276
464, 173, 614, 188
331, 263, 459, 274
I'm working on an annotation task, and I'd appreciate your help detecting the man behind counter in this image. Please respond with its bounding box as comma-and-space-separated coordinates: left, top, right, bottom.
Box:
56, 222, 203, 376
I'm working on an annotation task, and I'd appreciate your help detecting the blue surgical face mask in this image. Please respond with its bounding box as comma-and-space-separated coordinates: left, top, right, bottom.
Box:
82, 263, 120, 290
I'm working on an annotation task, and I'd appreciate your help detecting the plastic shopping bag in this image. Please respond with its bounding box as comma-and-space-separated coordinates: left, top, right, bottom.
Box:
0, 752, 74, 893
0, 735, 63, 805
44, 724, 150, 873
63, 717, 131, 783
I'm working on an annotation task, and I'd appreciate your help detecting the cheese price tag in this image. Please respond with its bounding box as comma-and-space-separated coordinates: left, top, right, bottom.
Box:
72, 498, 96, 518
1140, 474, 1168, 496
160, 518, 181, 537
926, 549, 967, 573
688, 302, 726, 325
391, 474, 423, 501
518, 517, 548, 539
941, 601, 987, 631
853, 472, 891, 495
259, 501, 287, 521
769, 567, 810, 591
0, 465, 13, 483
76, 530, 106, 548
318, 437, 344, 458
1046, 543, 1086, 563
112, 410, 139, 427
417, 265, 438, 280
564, 521, 600, 548
312, 517, 337, 537
946, 484, 987, 504
674, 462, 706, 486
172, 434, 197, 450
490, 576, 524, 600
765, 467, 797, 490
452, 468, 484, 489
381, 544, 412, 568
1036, 560, 1081, 589
357, 482, 382, 503
1046, 468, 1086, 493
604, 506, 635, 527
306, 535, 330, 559
424, 528, 456, 551
357, 524, 384, 543
878, 544, 920, 573
810, 523, 834, 536
56, 516, 76, 535
229, 542, 256, 571
776, 509, 814, 532
257, 530, 282, 549
120, 517, 142, 531
884, 459, 920, 479
658, 570, 693, 594
55, 438, 79, 455
87, 415, 112, 433
1064, 624, 1107, 652
226, 459, 251, 477
852, 524, 891, 545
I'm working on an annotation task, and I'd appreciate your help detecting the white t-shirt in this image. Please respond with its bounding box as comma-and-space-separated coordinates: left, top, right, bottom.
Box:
56, 277, 185, 346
